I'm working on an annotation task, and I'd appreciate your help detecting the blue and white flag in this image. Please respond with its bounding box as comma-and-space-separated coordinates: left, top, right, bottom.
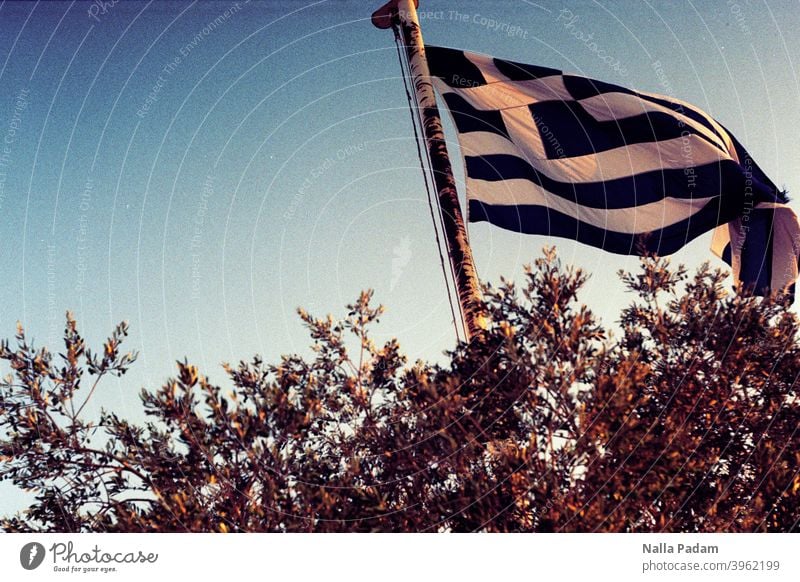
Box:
426, 45, 800, 299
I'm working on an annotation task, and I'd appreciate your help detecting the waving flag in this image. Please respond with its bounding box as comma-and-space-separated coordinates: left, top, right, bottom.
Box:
426, 45, 800, 299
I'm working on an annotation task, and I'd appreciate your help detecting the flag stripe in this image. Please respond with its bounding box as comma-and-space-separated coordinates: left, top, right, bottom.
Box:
526, 100, 723, 158
493, 56, 562, 82
578, 92, 729, 155
636, 91, 732, 154
726, 133, 784, 203
465, 178, 715, 233
768, 206, 800, 291
433, 75, 573, 110
435, 79, 731, 156
739, 207, 774, 293
464, 155, 753, 209
562, 76, 732, 154
468, 198, 730, 255
441, 87, 727, 158
712, 203, 800, 298
460, 134, 728, 184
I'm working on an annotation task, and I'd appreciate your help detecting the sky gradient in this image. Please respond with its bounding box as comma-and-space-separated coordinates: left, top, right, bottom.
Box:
1, 0, 799, 514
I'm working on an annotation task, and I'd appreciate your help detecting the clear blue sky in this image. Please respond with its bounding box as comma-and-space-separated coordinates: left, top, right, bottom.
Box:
1, 0, 799, 515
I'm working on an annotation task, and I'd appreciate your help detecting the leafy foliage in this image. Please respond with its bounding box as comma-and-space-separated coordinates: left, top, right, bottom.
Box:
1, 250, 798, 532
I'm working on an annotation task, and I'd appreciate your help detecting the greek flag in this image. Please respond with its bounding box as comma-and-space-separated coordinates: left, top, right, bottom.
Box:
426, 45, 800, 299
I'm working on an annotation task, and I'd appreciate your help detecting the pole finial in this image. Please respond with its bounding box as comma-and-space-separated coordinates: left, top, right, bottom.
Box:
371, 0, 418, 29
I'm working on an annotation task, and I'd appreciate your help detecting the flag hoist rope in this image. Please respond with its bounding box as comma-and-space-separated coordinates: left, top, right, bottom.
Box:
391, 23, 465, 343
373, 0, 486, 342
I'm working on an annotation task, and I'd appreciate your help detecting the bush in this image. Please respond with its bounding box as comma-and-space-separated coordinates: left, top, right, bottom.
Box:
1, 250, 798, 532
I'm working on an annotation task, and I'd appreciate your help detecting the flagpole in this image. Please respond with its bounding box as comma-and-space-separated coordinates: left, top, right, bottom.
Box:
372, 0, 485, 341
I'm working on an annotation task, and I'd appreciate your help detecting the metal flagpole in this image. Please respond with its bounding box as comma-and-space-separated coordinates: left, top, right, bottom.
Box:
372, 0, 486, 341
